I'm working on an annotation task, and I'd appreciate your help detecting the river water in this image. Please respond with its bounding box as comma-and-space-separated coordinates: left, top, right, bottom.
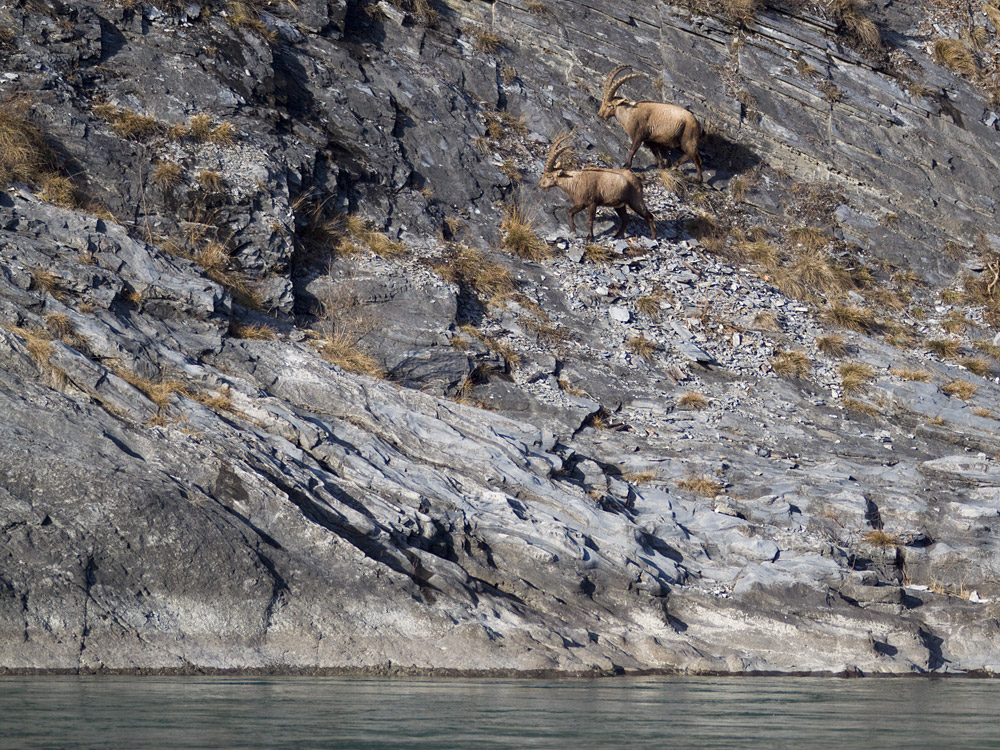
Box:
1, 675, 998, 748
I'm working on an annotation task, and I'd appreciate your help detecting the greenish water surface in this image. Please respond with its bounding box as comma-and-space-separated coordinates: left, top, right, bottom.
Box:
1, 675, 998, 749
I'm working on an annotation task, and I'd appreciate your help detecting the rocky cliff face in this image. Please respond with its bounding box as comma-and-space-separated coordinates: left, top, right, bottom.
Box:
1, 0, 1000, 675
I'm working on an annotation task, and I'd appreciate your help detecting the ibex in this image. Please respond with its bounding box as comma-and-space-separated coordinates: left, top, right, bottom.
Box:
539, 132, 656, 242
599, 64, 703, 183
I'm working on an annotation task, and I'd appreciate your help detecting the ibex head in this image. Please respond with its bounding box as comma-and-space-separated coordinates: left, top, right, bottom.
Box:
539, 131, 575, 189
598, 64, 646, 119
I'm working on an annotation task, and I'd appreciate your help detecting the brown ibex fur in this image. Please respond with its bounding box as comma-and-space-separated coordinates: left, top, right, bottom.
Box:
539, 132, 656, 241
598, 64, 703, 182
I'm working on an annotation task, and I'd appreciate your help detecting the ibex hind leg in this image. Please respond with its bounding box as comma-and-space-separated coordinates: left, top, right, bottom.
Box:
629, 198, 656, 240
586, 203, 598, 241
614, 206, 630, 238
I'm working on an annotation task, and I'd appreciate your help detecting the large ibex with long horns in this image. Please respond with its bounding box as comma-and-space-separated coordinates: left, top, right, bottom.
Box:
539, 132, 656, 242
598, 64, 703, 182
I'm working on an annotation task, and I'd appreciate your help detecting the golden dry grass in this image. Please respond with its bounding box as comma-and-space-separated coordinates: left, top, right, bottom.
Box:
93, 102, 163, 141
890, 367, 930, 382
621, 470, 658, 484
501, 207, 548, 260
842, 397, 878, 416
959, 356, 992, 376
771, 349, 811, 378
932, 37, 979, 78
432, 245, 517, 306
315, 330, 384, 377
198, 170, 224, 192
153, 161, 183, 190
816, 334, 847, 357
627, 335, 657, 360
677, 391, 708, 410
839, 361, 875, 394
229, 320, 276, 340
583, 244, 615, 264
0, 98, 77, 206
942, 379, 977, 400
636, 295, 662, 317
676, 475, 725, 497
823, 303, 879, 333
926, 338, 961, 358
472, 27, 503, 53
862, 529, 901, 547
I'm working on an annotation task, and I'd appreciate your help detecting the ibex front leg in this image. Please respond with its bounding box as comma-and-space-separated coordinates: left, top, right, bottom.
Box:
623, 135, 644, 169
567, 204, 585, 235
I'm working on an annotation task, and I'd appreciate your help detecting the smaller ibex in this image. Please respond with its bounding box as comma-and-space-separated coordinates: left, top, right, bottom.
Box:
599, 64, 703, 182
539, 132, 656, 241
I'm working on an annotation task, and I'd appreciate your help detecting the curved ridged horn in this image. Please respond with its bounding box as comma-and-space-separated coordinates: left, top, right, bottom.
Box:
602, 65, 647, 104
544, 131, 575, 173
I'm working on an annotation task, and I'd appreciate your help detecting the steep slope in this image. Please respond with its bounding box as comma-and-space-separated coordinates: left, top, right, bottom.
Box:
1, 0, 999, 674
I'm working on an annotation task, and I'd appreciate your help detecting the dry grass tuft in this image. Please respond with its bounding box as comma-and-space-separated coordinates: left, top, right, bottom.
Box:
926, 338, 961, 359
974, 407, 995, 419
472, 27, 503, 53
432, 245, 517, 307
627, 335, 657, 360
842, 397, 878, 417
316, 330, 384, 376
677, 391, 708, 410
198, 170, 224, 192
583, 244, 615, 264
890, 367, 930, 382
229, 320, 276, 340
753, 311, 781, 331
823, 303, 879, 333
942, 379, 977, 400
660, 169, 687, 198
676, 475, 725, 497
771, 349, 811, 378
932, 37, 979, 78
93, 102, 163, 141
959, 356, 992, 376
862, 529, 901, 547
621, 470, 658, 484
153, 161, 183, 190
839, 361, 875, 393
0, 98, 77, 206
816, 333, 847, 357
501, 207, 548, 260
636, 294, 662, 317
44, 313, 75, 340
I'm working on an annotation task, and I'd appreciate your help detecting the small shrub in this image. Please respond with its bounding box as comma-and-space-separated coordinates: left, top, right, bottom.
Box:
188, 114, 214, 142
